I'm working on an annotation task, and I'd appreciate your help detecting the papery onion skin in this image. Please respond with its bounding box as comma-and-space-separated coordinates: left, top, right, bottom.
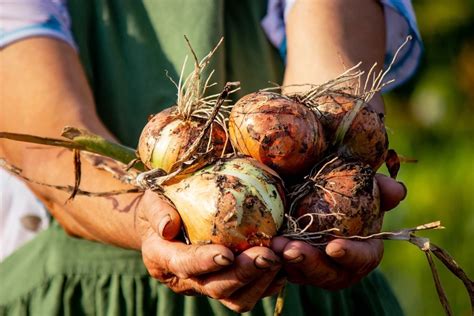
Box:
163, 158, 285, 253
294, 158, 382, 238
138, 106, 227, 172
315, 94, 388, 170
229, 92, 326, 178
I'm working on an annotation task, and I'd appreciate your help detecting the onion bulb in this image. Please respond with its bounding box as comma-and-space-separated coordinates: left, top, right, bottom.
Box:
228, 91, 326, 178
138, 106, 227, 172
315, 94, 388, 170
293, 157, 382, 238
163, 157, 285, 253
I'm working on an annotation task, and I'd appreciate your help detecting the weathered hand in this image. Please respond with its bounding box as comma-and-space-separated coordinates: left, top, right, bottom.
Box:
272, 175, 407, 290
137, 190, 282, 313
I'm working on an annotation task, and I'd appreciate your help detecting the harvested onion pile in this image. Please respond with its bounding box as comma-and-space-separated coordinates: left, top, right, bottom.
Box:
1, 37, 471, 315
227, 63, 392, 241
130, 39, 288, 251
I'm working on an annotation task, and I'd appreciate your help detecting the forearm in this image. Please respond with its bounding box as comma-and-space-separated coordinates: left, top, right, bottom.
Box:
283, 0, 386, 112
0, 37, 142, 249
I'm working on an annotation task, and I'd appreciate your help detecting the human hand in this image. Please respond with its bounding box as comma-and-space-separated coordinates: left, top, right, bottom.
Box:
137, 190, 282, 313
272, 175, 407, 290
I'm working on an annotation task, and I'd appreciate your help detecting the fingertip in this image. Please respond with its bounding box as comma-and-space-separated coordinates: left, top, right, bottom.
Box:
213, 253, 234, 267
213, 245, 235, 264
325, 240, 347, 258
240, 246, 280, 269
159, 209, 181, 240
173, 244, 235, 278
326, 239, 383, 272
282, 240, 313, 263
398, 181, 408, 201
270, 236, 290, 255
141, 191, 182, 240
375, 174, 407, 212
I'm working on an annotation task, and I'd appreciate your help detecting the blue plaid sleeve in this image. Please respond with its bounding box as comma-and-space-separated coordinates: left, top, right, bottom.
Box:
0, 0, 76, 50
262, 0, 423, 91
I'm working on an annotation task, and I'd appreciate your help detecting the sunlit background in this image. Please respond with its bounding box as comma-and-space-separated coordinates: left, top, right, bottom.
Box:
379, 1, 473, 315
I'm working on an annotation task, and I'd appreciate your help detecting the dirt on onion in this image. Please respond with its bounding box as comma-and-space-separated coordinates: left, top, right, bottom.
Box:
138, 106, 227, 172
314, 93, 388, 170
229, 91, 326, 178
163, 157, 285, 253
291, 157, 382, 241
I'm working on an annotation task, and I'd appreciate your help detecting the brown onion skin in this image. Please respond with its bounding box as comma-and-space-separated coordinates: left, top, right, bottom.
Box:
294, 158, 383, 238
163, 158, 286, 253
229, 92, 326, 178
315, 94, 388, 170
138, 106, 227, 171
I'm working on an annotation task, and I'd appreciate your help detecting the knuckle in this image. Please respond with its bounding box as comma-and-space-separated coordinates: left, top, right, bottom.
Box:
201, 280, 234, 300
169, 247, 200, 278
357, 252, 381, 276
148, 269, 163, 280
234, 269, 253, 284
313, 269, 350, 290
206, 287, 227, 300
233, 264, 257, 284
222, 301, 254, 314
164, 251, 181, 275
164, 276, 202, 296
234, 303, 254, 313
322, 272, 359, 291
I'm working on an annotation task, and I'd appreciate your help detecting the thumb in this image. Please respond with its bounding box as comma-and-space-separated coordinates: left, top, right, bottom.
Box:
141, 190, 182, 240
375, 174, 407, 212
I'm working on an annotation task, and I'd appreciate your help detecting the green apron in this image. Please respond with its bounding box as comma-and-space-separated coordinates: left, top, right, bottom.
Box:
0, 1, 404, 315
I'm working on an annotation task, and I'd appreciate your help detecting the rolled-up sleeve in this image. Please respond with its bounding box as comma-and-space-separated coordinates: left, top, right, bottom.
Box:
380, 0, 422, 89
0, 0, 76, 49
261, 0, 423, 91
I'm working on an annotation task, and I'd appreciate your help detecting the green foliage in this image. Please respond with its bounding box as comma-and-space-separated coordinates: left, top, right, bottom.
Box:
379, 1, 474, 315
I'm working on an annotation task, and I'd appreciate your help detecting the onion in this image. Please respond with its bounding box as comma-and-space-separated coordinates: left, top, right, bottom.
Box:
293, 157, 382, 238
138, 106, 227, 172
228, 91, 326, 178
163, 157, 285, 253
138, 38, 234, 173
315, 94, 388, 170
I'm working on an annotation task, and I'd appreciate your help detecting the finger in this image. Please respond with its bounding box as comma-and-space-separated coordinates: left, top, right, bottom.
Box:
141, 190, 182, 239
326, 238, 383, 276
282, 240, 349, 289
142, 234, 234, 279
219, 266, 281, 313
271, 236, 292, 255
262, 274, 287, 297
199, 246, 280, 300
376, 174, 407, 212
157, 275, 203, 296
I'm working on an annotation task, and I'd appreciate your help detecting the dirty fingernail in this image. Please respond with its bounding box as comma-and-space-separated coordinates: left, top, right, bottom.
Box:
398, 181, 408, 200
213, 254, 233, 266
326, 244, 346, 258
285, 254, 304, 264
254, 256, 278, 269
158, 214, 171, 238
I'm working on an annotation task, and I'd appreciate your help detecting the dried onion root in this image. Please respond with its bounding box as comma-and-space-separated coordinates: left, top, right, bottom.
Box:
138, 37, 237, 174
288, 157, 382, 244
285, 63, 389, 170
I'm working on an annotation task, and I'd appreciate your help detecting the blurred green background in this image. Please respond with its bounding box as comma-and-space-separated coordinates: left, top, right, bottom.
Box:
379, 1, 474, 315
